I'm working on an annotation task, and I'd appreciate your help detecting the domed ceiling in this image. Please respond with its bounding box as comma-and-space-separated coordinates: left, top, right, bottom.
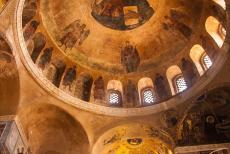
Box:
40, 0, 203, 74
18, 0, 228, 115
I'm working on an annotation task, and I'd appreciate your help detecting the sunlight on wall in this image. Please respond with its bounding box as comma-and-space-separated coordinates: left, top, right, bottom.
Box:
205, 16, 226, 48
213, 0, 226, 10
166, 65, 183, 95
190, 45, 206, 75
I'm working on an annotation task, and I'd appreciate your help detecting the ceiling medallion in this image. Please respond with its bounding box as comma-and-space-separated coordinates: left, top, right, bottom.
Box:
92, 0, 154, 30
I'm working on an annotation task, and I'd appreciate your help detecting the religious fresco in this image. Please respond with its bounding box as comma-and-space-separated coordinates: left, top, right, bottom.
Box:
93, 76, 106, 101
105, 138, 171, 154
177, 87, 230, 146
92, 0, 154, 30
38, 47, 53, 70
121, 41, 140, 73
58, 20, 90, 51
23, 20, 40, 41
93, 124, 173, 154
22, 0, 37, 27
62, 65, 77, 91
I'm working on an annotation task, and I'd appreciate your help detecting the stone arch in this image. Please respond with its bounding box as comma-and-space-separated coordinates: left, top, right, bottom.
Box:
166, 65, 184, 95
205, 16, 226, 48
92, 123, 174, 154
17, 103, 90, 154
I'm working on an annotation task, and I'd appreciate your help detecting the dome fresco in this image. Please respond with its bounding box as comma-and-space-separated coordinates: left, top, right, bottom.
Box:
0, 0, 230, 153
91, 0, 155, 30
39, 0, 204, 74
19, 0, 227, 113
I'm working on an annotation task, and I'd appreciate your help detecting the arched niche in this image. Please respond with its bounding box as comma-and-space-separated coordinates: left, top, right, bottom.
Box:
138, 77, 156, 106
61, 66, 77, 94
29, 32, 46, 63
92, 123, 174, 154
190, 44, 209, 75
47, 60, 66, 87
74, 72, 93, 102
37, 47, 53, 71
166, 65, 184, 95
23, 20, 40, 41
205, 16, 226, 48
213, 0, 226, 10
18, 103, 90, 154
22, 0, 37, 27
107, 80, 123, 107
0, 35, 19, 115
177, 87, 230, 146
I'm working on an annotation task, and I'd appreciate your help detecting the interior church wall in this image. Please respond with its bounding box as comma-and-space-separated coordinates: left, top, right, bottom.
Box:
0, 0, 230, 153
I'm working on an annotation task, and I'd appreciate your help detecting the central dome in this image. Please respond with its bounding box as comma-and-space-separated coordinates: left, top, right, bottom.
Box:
18, 0, 228, 115
40, 0, 203, 75
91, 0, 155, 30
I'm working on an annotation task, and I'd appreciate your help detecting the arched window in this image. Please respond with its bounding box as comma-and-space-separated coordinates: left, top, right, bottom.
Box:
205, 16, 226, 48
108, 90, 122, 105
138, 77, 156, 106
141, 88, 156, 105
190, 44, 211, 75
107, 80, 123, 107
174, 75, 187, 93
166, 65, 187, 95
213, 0, 226, 10
201, 53, 213, 70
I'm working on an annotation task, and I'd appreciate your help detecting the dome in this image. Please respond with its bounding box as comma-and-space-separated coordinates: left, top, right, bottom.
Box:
1, 0, 230, 153
16, 0, 228, 116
